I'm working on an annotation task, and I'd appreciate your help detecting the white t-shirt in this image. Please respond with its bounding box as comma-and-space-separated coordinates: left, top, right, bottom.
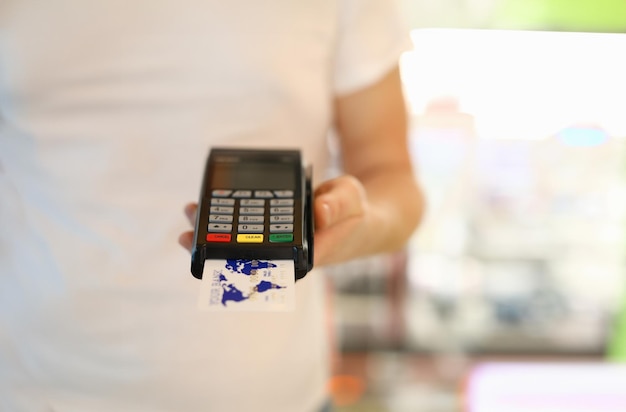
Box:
0, 1, 409, 411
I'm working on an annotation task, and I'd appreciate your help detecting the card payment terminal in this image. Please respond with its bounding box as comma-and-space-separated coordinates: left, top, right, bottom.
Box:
190, 148, 314, 280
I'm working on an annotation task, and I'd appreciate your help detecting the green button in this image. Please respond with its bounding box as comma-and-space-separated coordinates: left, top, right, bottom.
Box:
269, 233, 293, 243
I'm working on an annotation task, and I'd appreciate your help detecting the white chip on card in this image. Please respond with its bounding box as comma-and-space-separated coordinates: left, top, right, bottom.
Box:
197, 259, 295, 312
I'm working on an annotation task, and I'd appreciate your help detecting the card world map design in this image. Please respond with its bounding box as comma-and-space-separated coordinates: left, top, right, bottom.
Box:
197, 259, 295, 312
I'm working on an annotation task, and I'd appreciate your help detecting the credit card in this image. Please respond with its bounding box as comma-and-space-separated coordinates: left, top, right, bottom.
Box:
197, 259, 295, 312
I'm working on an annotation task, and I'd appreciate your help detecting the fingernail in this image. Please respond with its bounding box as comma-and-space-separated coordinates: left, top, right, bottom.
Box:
322, 202, 333, 226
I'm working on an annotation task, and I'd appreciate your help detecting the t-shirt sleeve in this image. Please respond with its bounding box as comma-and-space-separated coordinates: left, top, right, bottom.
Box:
332, 0, 412, 96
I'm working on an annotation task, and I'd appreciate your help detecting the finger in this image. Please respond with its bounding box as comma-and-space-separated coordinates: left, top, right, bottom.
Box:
314, 175, 366, 229
178, 231, 194, 251
184, 203, 198, 226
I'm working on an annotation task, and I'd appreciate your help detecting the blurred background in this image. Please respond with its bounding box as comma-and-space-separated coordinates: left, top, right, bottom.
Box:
326, 1, 626, 411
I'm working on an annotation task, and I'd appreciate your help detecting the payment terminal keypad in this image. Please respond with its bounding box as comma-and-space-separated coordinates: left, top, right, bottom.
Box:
206, 189, 295, 244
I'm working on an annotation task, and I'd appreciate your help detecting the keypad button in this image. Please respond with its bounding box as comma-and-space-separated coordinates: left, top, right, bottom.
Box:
210, 206, 234, 214
209, 214, 233, 223
274, 190, 293, 198
232, 190, 252, 198
270, 224, 293, 233
207, 223, 232, 233
269, 233, 294, 243
239, 215, 264, 223
270, 207, 293, 215
239, 207, 264, 215
254, 190, 274, 198
212, 190, 232, 197
207, 233, 231, 242
240, 199, 265, 207
270, 199, 294, 206
238, 224, 264, 233
270, 215, 293, 223
237, 234, 264, 243
211, 198, 235, 206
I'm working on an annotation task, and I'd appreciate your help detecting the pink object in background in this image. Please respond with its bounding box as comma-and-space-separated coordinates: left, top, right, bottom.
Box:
465, 362, 626, 412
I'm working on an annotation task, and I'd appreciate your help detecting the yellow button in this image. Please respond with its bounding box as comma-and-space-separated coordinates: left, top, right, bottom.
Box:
237, 234, 264, 243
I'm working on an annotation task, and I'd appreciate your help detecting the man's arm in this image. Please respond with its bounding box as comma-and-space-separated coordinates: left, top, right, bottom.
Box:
313, 65, 424, 266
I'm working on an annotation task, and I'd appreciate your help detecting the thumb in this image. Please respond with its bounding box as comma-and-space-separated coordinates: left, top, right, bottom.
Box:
314, 175, 366, 229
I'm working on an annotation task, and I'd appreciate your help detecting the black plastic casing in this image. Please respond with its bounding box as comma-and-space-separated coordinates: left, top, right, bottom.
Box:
190, 148, 314, 280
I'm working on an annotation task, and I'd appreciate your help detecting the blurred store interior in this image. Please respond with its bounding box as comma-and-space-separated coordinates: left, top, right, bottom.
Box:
327, 1, 626, 411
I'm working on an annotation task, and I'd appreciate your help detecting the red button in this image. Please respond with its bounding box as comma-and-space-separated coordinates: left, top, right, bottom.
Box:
206, 233, 231, 242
